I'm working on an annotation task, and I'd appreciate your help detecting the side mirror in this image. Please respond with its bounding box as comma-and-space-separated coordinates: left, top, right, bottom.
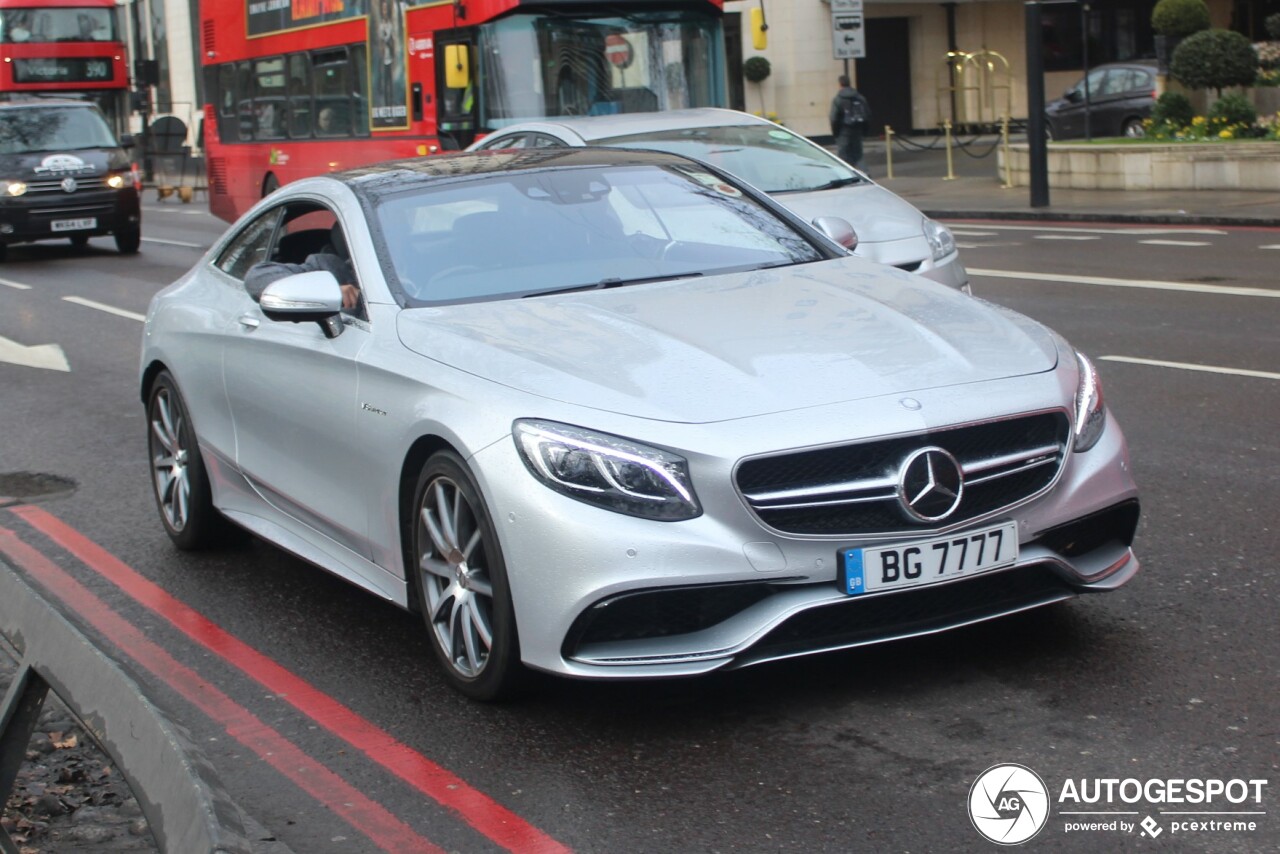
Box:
445, 44, 470, 90
1064, 89, 1083, 103
119, 133, 136, 149
812, 216, 858, 252
259, 270, 344, 337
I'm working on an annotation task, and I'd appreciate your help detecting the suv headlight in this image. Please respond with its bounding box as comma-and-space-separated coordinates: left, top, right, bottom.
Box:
5, 181, 27, 197
922, 218, 956, 261
106, 173, 127, 189
514, 419, 701, 521
1073, 351, 1106, 452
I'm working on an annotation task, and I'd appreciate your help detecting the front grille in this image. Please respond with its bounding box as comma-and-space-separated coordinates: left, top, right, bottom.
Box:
894, 260, 924, 273
737, 411, 1069, 536
23, 177, 112, 196
741, 564, 1072, 664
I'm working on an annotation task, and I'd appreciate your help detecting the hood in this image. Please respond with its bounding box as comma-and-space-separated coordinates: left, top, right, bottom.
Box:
0, 149, 125, 180
773, 182, 927, 245
397, 258, 1059, 424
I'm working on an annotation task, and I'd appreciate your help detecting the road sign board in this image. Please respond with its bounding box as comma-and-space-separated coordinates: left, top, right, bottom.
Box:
831, 0, 865, 60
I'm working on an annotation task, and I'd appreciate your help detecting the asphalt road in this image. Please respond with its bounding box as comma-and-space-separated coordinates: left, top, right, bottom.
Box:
0, 201, 1276, 853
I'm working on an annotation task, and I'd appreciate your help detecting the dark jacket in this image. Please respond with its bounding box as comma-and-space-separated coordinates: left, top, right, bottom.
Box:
829, 87, 871, 137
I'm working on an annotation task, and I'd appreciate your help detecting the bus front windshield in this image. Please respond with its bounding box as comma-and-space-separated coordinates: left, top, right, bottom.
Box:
0, 8, 117, 43
477, 11, 723, 128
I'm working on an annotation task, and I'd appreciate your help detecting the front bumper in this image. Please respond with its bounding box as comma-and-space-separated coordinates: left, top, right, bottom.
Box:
0, 188, 140, 244
856, 235, 969, 292
472, 400, 1139, 680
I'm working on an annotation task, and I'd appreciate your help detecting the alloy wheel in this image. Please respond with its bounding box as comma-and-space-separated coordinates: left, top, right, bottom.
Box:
418, 476, 495, 679
149, 386, 190, 532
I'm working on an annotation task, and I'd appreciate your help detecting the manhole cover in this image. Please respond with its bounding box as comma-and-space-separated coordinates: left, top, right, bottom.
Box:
0, 472, 78, 503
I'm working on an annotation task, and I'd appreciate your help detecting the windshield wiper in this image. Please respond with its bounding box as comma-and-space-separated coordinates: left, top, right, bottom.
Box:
522, 272, 704, 299
811, 176, 864, 191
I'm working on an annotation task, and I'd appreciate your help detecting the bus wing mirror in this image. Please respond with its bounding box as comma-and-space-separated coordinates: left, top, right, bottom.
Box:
445, 45, 470, 89
750, 8, 767, 50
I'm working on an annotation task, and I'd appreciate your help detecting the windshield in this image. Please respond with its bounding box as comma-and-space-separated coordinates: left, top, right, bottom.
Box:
0, 105, 117, 154
477, 11, 723, 129
598, 124, 865, 194
372, 163, 823, 306
0, 8, 117, 43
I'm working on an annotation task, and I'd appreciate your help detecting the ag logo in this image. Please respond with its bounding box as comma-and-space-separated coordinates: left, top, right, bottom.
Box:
969, 763, 1050, 845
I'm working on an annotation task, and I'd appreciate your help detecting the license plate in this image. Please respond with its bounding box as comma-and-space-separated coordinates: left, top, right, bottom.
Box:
51, 218, 96, 232
839, 521, 1018, 596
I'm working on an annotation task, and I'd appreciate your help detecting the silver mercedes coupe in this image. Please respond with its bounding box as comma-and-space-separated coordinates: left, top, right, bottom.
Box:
140, 148, 1140, 700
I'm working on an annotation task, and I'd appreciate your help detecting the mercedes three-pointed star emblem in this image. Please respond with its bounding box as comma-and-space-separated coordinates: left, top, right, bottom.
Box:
897, 446, 964, 522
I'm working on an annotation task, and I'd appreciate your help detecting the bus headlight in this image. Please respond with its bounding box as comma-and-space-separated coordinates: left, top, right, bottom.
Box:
5, 181, 27, 197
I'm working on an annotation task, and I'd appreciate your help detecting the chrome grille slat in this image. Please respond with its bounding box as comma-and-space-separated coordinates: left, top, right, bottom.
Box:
735, 411, 1070, 536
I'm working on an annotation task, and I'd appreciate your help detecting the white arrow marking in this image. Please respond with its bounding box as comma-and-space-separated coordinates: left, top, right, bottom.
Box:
0, 334, 70, 372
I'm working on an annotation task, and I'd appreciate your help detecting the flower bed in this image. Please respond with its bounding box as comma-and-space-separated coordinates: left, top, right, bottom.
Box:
999, 139, 1280, 190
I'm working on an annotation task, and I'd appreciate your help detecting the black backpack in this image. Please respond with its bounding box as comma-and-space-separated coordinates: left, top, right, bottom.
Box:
840, 95, 869, 129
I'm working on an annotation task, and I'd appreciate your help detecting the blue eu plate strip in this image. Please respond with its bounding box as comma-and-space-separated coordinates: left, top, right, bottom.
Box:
841, 549, 866, 595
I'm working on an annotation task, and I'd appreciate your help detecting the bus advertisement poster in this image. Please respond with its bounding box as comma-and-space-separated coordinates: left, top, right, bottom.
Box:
247, 0, 365, 37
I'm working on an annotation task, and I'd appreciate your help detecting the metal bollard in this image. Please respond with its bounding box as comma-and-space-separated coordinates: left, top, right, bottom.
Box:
884, 125, 894, 180
1001, 114, 1013, 189
943, 120, 956, 181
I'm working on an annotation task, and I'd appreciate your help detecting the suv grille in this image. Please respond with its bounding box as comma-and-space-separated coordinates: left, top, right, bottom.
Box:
23, 176, 113, 196
737, 411, 1070, 536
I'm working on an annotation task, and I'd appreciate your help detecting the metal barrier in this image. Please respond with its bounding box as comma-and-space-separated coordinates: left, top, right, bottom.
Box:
0, 563, 252, 854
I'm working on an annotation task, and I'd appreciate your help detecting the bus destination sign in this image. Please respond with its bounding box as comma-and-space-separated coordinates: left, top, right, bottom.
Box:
13, 58, 114, 84
247, 0, 365, 37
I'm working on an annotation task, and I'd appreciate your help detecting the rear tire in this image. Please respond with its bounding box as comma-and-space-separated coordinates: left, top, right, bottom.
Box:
262, 173, 280, 197
411, 451, 525, 701
115, 227, 141, 255
1121, 117, 1145, 138
146, 371, 229, 550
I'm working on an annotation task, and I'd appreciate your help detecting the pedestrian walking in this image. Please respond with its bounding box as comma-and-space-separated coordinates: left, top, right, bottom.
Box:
829, 74, 871, 171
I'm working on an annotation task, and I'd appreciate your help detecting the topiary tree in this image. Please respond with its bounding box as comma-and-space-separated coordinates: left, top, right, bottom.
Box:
1170, 28, 1260, 95
1267, 12, 1280, 40
743, 56, 771, 83
1152, 0, 1211, 37
1150, 91, 1195, 129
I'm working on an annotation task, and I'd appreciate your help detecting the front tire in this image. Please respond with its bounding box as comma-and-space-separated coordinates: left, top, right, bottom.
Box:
146, 371, 226, 550
115, 227, 141, 255
412, 451, 524, 701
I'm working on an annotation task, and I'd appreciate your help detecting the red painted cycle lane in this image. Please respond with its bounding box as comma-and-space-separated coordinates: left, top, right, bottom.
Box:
2, 505, 571, 854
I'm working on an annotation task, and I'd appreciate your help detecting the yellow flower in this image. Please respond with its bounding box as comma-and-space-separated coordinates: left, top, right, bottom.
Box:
1219, 129, 1233, 139
1192, 115, 1207, 126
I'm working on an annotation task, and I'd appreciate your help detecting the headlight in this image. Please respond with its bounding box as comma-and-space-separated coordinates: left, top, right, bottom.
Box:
922, 218, 956, 261
1073, 351, 1106, 452
513, 419, 701, 521
5, 181, 26, 197
106, 173, 127, 189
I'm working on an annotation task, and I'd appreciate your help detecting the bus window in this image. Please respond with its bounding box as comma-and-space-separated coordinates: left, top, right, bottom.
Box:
350, 45, 369, 136
235, 61, 254, 141
314, 48, 352, 137
253, 57, 287, 140
288, 54, 312, 138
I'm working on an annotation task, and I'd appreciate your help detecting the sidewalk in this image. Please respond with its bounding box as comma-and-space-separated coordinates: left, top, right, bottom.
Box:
852, 137, 1280, 227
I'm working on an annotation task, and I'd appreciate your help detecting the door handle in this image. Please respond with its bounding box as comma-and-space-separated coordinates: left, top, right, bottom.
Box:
237, 314, 260, 330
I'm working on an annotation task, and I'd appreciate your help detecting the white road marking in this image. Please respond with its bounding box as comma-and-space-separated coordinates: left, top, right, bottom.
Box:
141, 206, 207, 216
950, 230, 998, 237
1102, 356, 1280, 381
0, 334, 69, 372
0, 277, 32, 290
141, 236, 205, 248
969, 268, 1280, 298
1138, 239, 1211, 247
62, 296, 146, 322
1034, 234, 1100, 241
941, 223, 1226, 236
1261, 244, 1280, 250
955, 243, 981, 250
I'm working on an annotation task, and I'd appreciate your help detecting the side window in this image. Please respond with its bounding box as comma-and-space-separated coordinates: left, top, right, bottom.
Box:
350, 44, 369, 136
481, 133, 528, 150
531, 133, 567, 149
235, 61, 254, 141
314, 48, 352, 137
215, 209, 282, 280
216, 64, 236, 143
253, 57, 287, 140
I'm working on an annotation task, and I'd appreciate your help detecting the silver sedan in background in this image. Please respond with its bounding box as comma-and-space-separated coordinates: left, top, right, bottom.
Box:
468, 108, 969, 291
141, 148, 1137, 701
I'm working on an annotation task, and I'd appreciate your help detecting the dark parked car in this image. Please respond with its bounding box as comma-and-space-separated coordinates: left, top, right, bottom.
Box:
1045, 61, 1158, 140
0, 98, 141, 260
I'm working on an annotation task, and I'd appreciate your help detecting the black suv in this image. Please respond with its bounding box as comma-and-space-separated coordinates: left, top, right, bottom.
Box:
0, 99, 141, 259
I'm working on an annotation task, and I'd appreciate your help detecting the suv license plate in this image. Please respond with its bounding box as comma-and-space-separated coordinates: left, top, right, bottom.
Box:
52, 218, 96, 232
839, 521, 1018, 596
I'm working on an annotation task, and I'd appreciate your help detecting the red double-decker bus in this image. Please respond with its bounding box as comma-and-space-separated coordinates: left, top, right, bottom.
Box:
0, 0, 129, 133
201, 0, 726, 222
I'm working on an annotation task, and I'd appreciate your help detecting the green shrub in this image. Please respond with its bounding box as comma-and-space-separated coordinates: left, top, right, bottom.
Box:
743, 56, 772, 83
1266, 12, 1280, 40
1171, 29, 1261, 94
1208, 92, 1257, 126
1150, 91, 1195, 128
1151, 0, 1211, 37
